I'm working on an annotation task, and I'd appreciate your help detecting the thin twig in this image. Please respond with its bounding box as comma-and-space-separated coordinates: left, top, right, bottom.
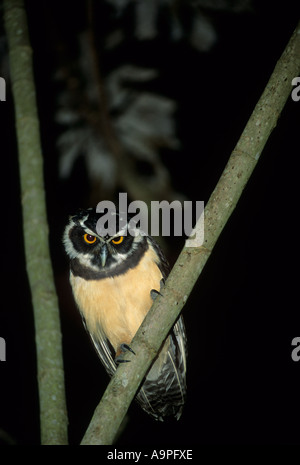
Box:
3, 0, 68, 445
80, 20, 300, 445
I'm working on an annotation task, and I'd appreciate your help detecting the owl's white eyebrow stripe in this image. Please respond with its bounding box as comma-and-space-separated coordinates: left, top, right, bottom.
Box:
106, 227, 128, 242
81, 225, 100, 238
78, 221, 104, 242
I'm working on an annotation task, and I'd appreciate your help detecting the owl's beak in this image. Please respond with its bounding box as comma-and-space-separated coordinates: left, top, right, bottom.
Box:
100, 244, 108, 267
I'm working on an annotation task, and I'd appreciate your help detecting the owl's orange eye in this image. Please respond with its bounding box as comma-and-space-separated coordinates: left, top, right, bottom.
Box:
83, 233, 97, 244
112, 236, 124, 245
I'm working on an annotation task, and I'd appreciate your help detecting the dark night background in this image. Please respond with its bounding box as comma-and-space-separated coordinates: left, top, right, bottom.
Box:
1, 0, 300, 446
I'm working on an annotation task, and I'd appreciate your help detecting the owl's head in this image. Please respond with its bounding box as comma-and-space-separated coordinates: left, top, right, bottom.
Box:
63, 208, 149, 279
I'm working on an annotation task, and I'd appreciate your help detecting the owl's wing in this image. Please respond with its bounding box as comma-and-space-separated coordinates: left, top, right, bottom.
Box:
81, 314, 117, 377
135, 315, 187, 421
147, 235, 170, 281
133, 237, 187, 420
90, 333, 117, 378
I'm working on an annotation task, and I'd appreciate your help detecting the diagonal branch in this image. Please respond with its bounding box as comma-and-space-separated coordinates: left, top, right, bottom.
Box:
80, 21, 300, 445
3, 0, 68, 444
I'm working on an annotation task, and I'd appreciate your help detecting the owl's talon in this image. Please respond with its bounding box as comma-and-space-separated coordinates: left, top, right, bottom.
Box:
115, 343, 135, 364
115, 357, 130, 364
150, 289, 163, 301
120, 343, 135, 355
